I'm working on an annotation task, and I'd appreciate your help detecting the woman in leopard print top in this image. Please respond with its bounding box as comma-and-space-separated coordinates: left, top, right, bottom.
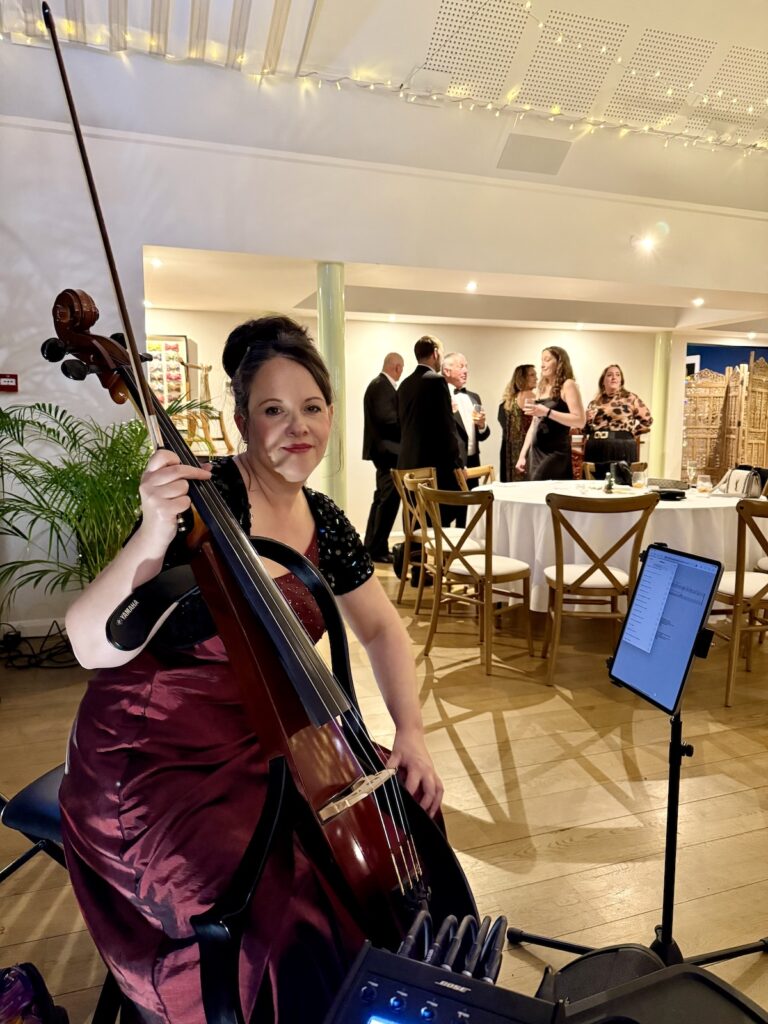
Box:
584, 364, 652, 479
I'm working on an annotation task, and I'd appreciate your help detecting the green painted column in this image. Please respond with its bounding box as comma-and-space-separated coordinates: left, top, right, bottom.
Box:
316, 262, 346, 507
649, 331, 673, 477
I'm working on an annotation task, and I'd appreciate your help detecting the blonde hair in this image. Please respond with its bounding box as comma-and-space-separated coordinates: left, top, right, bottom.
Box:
502, 364, 535, 412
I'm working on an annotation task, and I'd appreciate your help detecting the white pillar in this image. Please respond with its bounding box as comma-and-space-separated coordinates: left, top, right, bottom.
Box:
649, 331, 672, 477
315, 262, 346, 507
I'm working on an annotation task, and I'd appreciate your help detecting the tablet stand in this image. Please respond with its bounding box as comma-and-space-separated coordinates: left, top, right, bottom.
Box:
507, 626, 768, 968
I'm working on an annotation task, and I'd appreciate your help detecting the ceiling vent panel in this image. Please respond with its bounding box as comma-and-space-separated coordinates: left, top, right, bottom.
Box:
423, 0, 527, 103
517, 11, 628, 117
497, 134, 571, 174
604, 29, 716, 127
701, 46, 768, 133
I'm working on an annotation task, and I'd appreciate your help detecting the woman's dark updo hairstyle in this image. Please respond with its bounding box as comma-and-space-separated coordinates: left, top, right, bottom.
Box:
223, 316, 333, 421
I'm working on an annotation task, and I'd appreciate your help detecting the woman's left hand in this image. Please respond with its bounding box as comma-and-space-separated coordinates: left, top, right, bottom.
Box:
530, 403, 549, 419
387, 729, 444, 818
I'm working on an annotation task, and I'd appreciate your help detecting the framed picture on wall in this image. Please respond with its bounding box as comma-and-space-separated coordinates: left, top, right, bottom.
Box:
685, 354, 700, 377
146, 335, 190, 405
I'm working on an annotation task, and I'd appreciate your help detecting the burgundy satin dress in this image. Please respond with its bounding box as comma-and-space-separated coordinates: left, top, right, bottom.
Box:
59, 537, 366, 1024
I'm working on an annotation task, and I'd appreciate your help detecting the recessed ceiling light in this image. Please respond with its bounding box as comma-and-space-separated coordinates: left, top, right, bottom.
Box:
748, 332, 757, 340
691, 297, 705, 307
388, 314, 397, 322
150, 258, 163, 269
466, 280, 478, 292
631, 234, 656, 254
143, 300, 153, 308
575, 322, 584, 330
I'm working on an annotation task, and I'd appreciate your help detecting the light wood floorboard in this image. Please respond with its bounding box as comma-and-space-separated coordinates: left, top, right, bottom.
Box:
1, 564, 767, 1019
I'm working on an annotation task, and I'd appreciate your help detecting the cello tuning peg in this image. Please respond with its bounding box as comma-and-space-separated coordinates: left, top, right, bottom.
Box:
110, 333, 151, 363
61, 358, 97, 381
41, 337, 67, 362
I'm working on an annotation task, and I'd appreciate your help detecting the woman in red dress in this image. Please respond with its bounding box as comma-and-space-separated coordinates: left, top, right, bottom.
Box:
60, 316, 442, 1024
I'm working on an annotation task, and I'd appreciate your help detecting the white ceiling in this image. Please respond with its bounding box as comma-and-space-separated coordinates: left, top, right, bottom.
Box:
4, 0, 768, 335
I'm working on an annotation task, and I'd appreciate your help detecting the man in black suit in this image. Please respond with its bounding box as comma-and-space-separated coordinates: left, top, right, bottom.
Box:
362, 352, 404, 563
443, 352, 490, 526
397, 336, 462, 526
442, 352, 490, 473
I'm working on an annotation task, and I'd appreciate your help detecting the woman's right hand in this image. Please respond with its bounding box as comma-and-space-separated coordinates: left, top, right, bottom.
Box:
515, 453, 527, 473
138, 449, 212, 544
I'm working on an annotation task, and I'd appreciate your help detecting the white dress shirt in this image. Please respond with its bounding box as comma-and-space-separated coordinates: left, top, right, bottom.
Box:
452, 386, 477, 456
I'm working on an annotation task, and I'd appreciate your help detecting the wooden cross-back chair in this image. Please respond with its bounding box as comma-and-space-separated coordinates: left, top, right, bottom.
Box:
400, 472, 483, 613
711, 498, 768, 706
454, 464, 496, 491
418, 485, 533, 674
390, 467, 437, 605
542, 492, 659, 683
582, 460, 647, 482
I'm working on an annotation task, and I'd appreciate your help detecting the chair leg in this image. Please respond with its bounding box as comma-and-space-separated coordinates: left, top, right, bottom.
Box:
541, 588, 554, 659
546, 594, 564, 685
396, 539, 411, 604
484, 579, 493, 674
725, 609, 742, 707
423, 567, 444, 656
414, 558, 427, 614
523, 577, 534, 656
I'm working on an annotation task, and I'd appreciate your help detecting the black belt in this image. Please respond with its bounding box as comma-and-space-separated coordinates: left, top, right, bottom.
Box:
590, 430, 634, 441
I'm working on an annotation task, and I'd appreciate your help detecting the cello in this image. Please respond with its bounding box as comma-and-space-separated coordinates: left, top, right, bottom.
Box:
39, 3, 477, 1018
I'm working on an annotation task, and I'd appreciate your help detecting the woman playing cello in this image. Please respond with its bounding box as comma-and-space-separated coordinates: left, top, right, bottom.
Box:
60, 316, 443, 1023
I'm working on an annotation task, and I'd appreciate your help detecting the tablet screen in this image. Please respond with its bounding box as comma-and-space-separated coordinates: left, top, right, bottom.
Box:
609, 544, 722, 714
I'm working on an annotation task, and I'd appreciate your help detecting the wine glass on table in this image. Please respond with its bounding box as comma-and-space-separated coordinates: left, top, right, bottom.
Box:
686, 461, 698, 488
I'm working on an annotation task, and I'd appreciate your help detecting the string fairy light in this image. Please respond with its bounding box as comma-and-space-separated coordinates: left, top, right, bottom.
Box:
4, 5, 767, 156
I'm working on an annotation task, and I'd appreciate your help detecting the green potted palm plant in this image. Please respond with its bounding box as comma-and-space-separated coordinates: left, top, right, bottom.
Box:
0, 400, 213, 616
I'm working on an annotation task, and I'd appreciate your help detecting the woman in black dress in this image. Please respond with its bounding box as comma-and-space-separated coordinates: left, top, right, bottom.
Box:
498, 364, 536, 481
516, 346, 585, 480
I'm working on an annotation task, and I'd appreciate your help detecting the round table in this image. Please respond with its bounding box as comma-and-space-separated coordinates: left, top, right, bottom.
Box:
474, 481, 759, 612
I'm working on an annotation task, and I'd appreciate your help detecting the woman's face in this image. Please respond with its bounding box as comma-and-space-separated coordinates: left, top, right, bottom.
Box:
540, 350, 558, 381
526, 367, 538, 389
236, 356, 332, 484
603, 366, 623, 394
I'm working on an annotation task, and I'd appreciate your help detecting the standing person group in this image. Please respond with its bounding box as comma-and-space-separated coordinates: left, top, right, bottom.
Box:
516, 346, 585, 480
498, 364, 537, 482
583, 364, 653, 479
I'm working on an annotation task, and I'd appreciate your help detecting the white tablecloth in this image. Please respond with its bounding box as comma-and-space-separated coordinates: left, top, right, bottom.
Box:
474, 481, 761, 612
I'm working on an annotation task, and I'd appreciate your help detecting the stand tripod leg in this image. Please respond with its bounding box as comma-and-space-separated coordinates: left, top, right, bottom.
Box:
506, 928, 596, 956
685, 937, 768, 967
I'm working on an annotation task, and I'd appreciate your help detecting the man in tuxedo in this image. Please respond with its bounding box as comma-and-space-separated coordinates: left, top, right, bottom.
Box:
397, 335, 462, 526
362, 352, 404, 563
443, 352, 490, 525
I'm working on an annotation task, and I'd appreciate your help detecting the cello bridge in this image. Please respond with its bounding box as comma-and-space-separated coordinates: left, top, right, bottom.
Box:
318, 768, 396, 822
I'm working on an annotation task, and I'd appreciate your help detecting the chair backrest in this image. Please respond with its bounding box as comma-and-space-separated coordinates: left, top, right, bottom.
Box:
582, 462, 596, 481
454, 464, 496, 491
418, 485, 495, 578
733, 499, 768, 606
392, 467, 436, 540
630, 461, 648, 473
546, 492, 660, 592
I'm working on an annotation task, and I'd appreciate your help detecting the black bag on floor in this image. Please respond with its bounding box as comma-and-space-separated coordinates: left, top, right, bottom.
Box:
392, 542, 405, 579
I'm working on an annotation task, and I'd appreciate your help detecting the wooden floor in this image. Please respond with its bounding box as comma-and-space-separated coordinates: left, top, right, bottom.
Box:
2, 565, 768, 1019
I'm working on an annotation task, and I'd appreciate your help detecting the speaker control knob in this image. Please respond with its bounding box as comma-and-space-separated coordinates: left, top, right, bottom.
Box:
359, 982, 378, 1004
389, 992, 407, 1011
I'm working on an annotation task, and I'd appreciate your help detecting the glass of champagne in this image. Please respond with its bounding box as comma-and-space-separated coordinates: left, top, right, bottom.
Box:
686, 461, 698, 488
472, 403, 485, 423
696, 474, 713, 495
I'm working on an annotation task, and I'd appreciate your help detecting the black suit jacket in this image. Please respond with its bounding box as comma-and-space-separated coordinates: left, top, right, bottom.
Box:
397, 365, 461, 472
362, 373, 400, 469
452, 387, 491, 467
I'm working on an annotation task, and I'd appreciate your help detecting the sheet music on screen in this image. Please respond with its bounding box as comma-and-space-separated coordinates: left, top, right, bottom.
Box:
610, 546, 721, 714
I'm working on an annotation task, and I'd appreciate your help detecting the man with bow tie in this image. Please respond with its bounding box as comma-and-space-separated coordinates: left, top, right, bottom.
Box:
443, 353, 490, 512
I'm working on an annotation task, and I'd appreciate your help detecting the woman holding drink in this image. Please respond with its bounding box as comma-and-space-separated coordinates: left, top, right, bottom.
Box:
516, 347, 585, 480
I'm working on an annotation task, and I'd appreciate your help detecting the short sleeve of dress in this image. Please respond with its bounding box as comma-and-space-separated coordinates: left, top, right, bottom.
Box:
305, 489, 374, 596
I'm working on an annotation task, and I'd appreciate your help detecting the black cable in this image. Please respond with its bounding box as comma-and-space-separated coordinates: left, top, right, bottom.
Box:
397, 909, 432, 960
477, 915, 507, 983
461, 915, 491, 977
0, 621, 78, 670
423, 915, 457, 966
440, 914, 478, 972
